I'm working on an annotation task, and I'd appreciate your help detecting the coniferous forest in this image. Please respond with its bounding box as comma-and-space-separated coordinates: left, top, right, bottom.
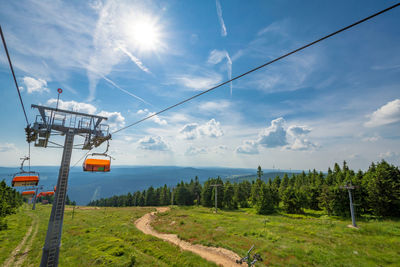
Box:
88, 160, 400, 218
0, 180, 23, 229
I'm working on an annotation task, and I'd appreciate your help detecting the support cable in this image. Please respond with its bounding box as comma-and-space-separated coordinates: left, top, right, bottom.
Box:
0, 25, 29, 125
111, 2, 400, 135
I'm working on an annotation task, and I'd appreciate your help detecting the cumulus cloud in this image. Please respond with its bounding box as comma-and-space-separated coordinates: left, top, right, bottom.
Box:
286, 124, 317, 151
0, 143, 17, 153
23, 76, 49, 93
215, 0, 227, 37
236, 118, 317, 154
185, 146, 207, 156
287, 125, 311, 136
137, 109, 167, 125
208, 49, 232, 94
365, 99, 400, 127
46, 99, 126, 129
258, 117, 288, 148
47, 99, 97, 114
97, 111, 125, 129
236, 140, 259, 154
179, 119, 223, 140
137, 136, 169, 151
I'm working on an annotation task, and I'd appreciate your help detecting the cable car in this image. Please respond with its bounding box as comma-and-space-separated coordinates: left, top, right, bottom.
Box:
21, 190, 36, 197
12, 156, 40, 187
83, 141, 113, 172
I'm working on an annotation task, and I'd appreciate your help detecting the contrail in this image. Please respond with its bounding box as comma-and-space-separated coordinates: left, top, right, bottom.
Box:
118, 45, 151, 73
102, 75, 154, 107
225, 51, 232, 95
85, 64, 153, 107
216, 0, 227, 37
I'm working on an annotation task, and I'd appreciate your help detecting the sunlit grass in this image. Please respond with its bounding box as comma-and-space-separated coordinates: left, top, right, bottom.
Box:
1, 205, 217, 266
152, 206, 400, 266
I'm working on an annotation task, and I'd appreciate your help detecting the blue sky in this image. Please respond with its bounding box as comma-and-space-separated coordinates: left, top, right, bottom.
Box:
0, 0, 399, 171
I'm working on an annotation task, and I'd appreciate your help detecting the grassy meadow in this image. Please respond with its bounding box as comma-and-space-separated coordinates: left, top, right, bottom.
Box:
1, 204, 400, 266
0, 204, 216, 267
152, 206, 400, 266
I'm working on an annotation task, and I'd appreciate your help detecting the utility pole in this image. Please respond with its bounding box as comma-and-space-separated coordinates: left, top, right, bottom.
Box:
29, 103, 110, 267
340, 183, 358, 228
210, 184, 222, 213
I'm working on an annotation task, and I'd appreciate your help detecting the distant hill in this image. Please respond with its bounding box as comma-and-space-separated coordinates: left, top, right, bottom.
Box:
224, 171, 301, 183
0, 166, 255, 205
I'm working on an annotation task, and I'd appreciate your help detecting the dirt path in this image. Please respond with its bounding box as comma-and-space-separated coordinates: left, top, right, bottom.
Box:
135, 207, 241, 267
3, 214, 38, 267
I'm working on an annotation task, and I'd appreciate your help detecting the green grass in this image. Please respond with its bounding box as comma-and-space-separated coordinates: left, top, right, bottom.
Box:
0, 204, 33, 263
3, 204, 400, 266
0, 204, 217, 266
152, 206, 400, 266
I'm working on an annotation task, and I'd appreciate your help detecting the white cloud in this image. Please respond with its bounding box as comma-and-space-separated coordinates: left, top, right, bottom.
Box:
97, 111, 125, 129
23, 76, 49, 93
287, 125, 311, 136
286, 124, 317, 151
288, 138, 317, 151
185, 146, 207, 156
174, 72, 222, 91
198, 100, 231, 112
215, 0, 227, 37
0, 143, 17, 153
137, 136, 169, 151
208, 49, 232, 94
378, 151, 400, 164
236, 140, 259, 154
236, 117, 317, 153
136, 109, 167, 125
179, 119, 223, 140
362, 136, 380, 142
46, 99, 125, 129
257, 117, 287, 148
365, 99, 400, 127
180, 123, 199, 140
46, 99, 97, 114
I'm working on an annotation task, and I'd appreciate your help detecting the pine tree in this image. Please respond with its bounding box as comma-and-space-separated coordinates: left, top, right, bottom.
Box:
256, 183, 275, 215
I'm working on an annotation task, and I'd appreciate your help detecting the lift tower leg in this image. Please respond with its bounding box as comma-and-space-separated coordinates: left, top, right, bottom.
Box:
40, 129, 74, 267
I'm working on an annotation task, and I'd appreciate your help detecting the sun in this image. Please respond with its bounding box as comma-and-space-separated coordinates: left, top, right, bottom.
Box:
126, 15, 163, 52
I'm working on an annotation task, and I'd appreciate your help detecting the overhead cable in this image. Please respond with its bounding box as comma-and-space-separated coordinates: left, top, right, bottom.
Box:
112, 2, 400, 135
0, 25, 30, 125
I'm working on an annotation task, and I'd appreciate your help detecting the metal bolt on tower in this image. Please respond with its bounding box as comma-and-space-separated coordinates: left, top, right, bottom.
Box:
29, 104, 111, 267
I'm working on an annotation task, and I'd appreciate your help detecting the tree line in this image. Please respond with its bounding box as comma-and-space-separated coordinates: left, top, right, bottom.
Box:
88, 160, 400, 218
0, 180, 23, 230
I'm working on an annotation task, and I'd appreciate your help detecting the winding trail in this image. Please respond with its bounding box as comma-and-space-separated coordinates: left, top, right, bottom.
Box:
135, 207, 241, 267
3, 213, 38, 267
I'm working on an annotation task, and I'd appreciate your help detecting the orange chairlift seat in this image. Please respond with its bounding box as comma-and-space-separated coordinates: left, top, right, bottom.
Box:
12, 174, 39, 187
22, 190, 36, 196
37, 191, 54, 198
83, 140, 112, 172
12, 156, 40, 187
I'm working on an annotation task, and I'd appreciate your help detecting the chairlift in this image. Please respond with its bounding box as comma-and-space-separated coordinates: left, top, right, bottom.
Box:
37, 191, 55, 198
11, 156, 40, 187
21, 190, 36, 197
83, 140, 113, 172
